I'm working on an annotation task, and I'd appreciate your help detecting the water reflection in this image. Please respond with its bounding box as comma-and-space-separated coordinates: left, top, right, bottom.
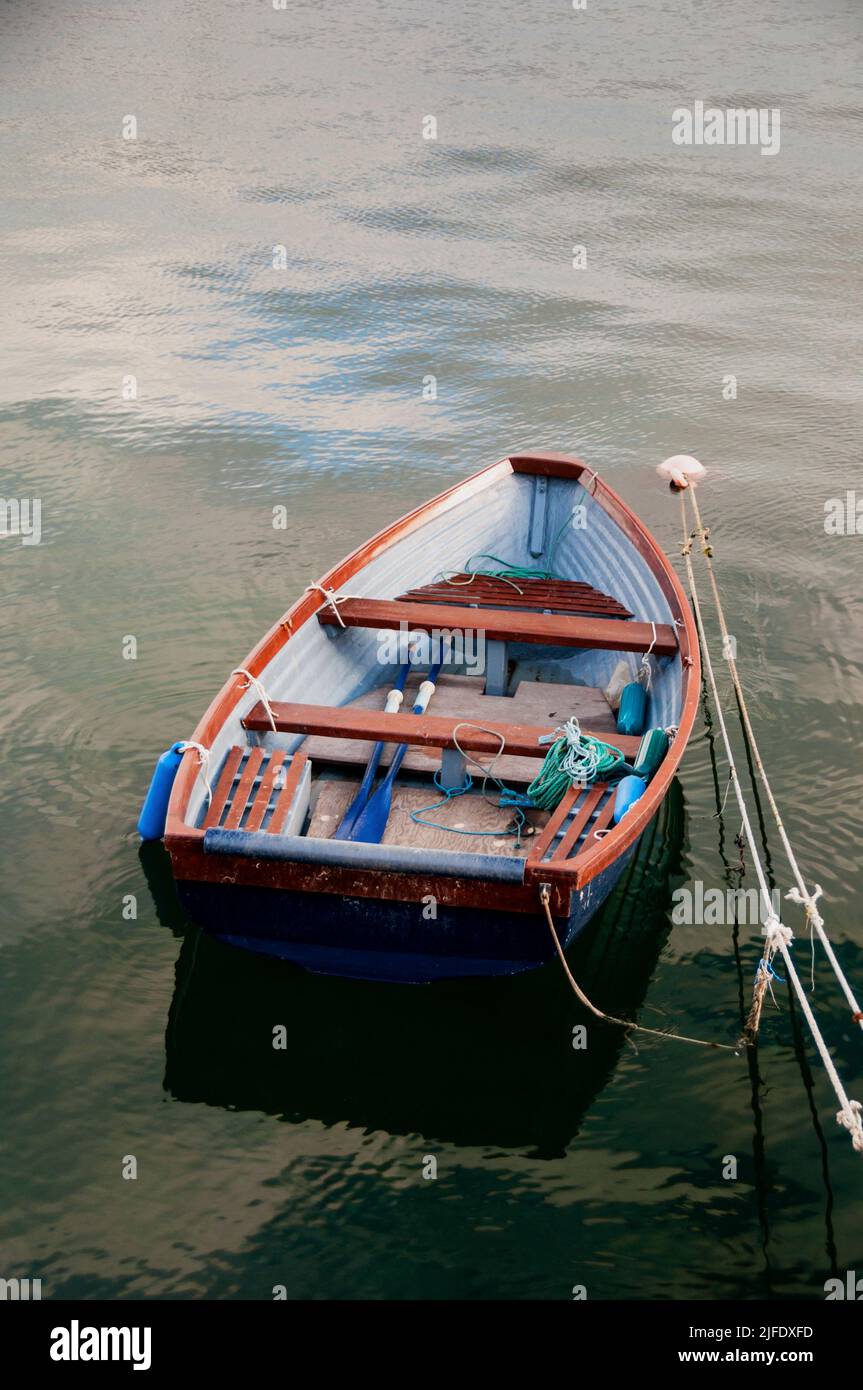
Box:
160, 783, 685, 1156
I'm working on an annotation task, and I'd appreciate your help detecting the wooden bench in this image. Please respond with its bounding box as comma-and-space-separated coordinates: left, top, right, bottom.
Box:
241, 700, 642, 760
316, 598, 677, 656
396, 574, 633, 620
201, 748, 309, 833
524, 781, 618, 882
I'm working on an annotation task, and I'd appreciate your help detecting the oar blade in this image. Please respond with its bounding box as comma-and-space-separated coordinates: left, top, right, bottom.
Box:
332, 745, 384, 839
331, 796, 364, 840
346, 779, 393, 844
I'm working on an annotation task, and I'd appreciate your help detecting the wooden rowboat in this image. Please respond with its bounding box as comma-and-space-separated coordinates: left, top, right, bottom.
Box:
160, 451, 699, 983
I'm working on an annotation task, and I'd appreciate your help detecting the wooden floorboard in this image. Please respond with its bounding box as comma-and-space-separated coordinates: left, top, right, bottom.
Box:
307, 779, 550, 856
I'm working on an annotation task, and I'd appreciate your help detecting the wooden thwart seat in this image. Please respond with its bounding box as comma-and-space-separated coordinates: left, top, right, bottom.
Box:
202, 747, 309, 833
396, 575, 633, 620
317, 599, 677, 656
524, 780, 617, 882
241, 700, 642, 760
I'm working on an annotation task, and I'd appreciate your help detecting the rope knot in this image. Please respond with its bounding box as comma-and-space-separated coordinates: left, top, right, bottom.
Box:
232, 667, 277, 733
755, 957, 784, 985
762, 915, 793, 949
836, 1100, 863, 1154
305, 583, 353, 628
639, 622, 658, 690
785, 883, 825, 929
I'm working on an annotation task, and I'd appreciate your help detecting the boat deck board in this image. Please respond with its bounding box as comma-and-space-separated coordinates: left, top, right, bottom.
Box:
307, 779, 550, 856
524, 780, 618, 882
201, 748, 308, 833
396, 574, 633, 619
298, 675, 619, 784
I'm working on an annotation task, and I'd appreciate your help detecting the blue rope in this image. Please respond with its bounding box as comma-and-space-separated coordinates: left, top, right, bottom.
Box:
409, 771, 527, 847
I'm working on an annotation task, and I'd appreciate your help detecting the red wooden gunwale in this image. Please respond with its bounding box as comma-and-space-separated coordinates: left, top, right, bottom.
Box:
165, 452, 700, 905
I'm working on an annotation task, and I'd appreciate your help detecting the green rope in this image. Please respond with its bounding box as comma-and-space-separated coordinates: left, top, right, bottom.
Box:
525, 719, 628, 810
439, 511, 578, 589
407, 721, 629, 845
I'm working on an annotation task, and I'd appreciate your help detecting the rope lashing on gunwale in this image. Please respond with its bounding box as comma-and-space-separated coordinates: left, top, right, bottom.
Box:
304, 583, 358, 628
678, 489, 863, 1154
639, 621, 658, 691
232, 667, 277, 734
684, 484, 863, 1035
177, 740, 213, 809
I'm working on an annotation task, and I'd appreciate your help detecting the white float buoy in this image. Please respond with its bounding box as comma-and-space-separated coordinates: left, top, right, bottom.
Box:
657, 454, 706, 490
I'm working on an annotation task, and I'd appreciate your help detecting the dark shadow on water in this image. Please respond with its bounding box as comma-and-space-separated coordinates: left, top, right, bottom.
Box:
160, 783, 685, 1156
139, 839, 192, 938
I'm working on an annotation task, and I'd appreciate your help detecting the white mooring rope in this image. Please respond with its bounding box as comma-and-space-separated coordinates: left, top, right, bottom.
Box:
679, 491, 863, 1154
685, 486, 863, 1035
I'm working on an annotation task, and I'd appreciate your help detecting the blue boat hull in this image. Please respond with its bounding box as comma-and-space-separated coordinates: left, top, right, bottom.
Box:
176, 845, 635, 984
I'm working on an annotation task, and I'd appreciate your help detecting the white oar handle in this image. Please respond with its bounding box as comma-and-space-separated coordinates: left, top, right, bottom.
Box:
383, 689, 404, 714
414, 680, 436, 713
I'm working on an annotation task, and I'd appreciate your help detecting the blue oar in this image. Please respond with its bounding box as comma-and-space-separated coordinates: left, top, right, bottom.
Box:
333, 648, 417, 840
347, 646, 448, 844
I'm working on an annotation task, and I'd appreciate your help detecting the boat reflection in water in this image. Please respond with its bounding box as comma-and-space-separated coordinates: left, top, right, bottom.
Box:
156, 782, 684, 1158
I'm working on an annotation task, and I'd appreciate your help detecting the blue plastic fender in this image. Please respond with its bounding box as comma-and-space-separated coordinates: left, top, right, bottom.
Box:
616, 680, 647, 736
612, 774, 648, 824
137, 742, 186, 841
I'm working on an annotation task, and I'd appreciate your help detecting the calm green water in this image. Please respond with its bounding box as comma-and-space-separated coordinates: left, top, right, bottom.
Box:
2, 0, 862, 1300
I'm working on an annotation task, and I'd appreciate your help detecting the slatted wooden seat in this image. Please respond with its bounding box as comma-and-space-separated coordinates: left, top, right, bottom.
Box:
201, 747, 309, 833
396, 574, 633, 619
316, 599, 677, 656
241, 700, 642, 759
523, 780, 617, 883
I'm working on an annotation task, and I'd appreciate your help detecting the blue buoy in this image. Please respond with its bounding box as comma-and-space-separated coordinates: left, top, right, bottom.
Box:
617, 680, 647, 736
137, 742, 186, 841
612, 774, 648, 824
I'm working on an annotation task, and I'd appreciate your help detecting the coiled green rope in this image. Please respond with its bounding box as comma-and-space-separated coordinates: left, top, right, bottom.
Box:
525, 718, 628, 810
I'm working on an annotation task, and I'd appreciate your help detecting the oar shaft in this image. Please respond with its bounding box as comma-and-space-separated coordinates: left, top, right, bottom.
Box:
345, 647, 449, 842
375, 675, 441, 788
333, 650, 417, 838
